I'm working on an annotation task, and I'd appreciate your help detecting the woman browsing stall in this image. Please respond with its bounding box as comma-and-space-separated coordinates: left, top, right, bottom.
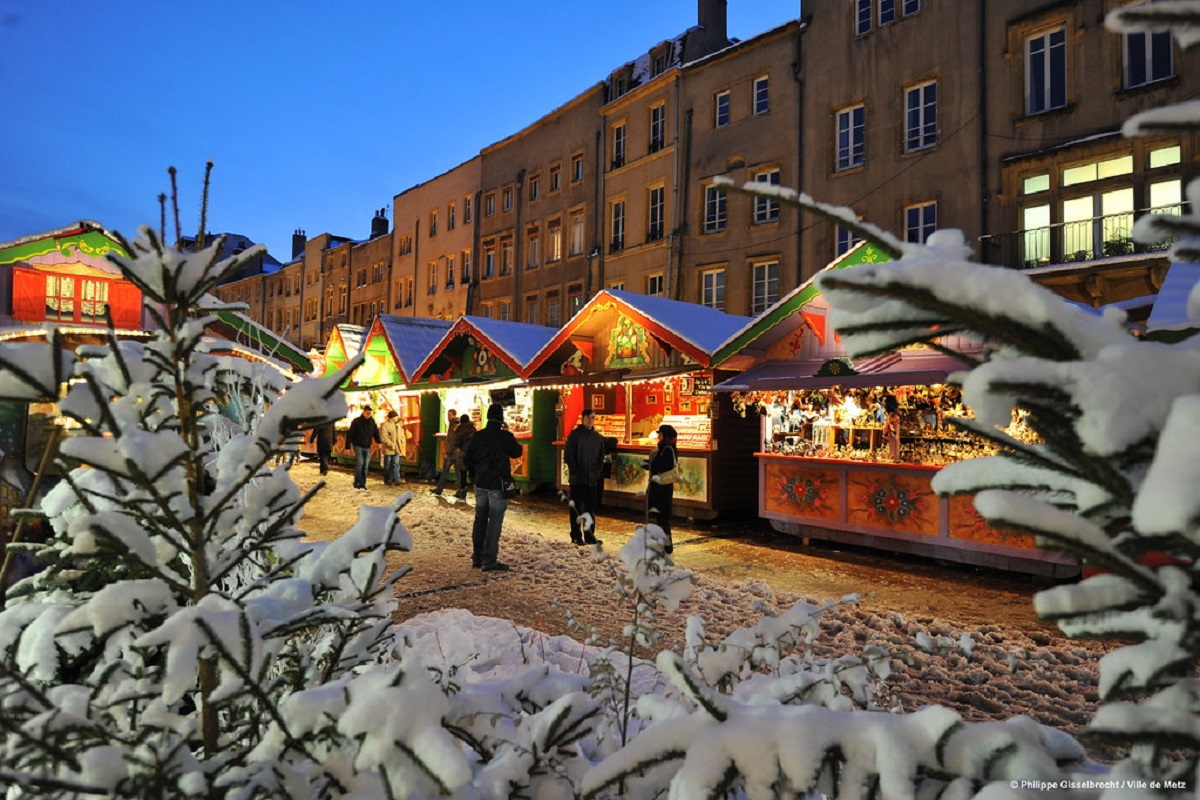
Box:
645, 424, 679, 554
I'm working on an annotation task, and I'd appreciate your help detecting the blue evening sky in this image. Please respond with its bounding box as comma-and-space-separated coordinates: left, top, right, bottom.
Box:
0, 1, 798, 261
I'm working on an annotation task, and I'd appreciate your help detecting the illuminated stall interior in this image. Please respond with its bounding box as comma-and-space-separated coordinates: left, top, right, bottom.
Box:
521, 289, 758, 519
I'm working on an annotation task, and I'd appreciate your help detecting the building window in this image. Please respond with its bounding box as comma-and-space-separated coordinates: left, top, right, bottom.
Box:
753, 75, 770, 115
904, 81, 937, 152
653, 53, 667, 76
646, 273, 665, 297
571, 153, 585, 183
529, 174, 541, 201
430, 210, 438, 237
701, 268, 725, 311
647, 186, 665, 242
500, 238, 514, 275
550, 163, 562, 192
836, 105, 865, 171
903, 0, 920, 15
525, 296, 538, 324
448, 203, 456, 230
485, 193, 496, 216
610, 200, 626, 252
548, 218, 563, 262
498, 301, 511, 322
649, 104, 666, 153
856, 0, 872, 35
340, 285, 348, 313
703, 184, 727, 233
483, 243, 496, 279
547, 295, 561, 328
753, 169, 781, 224
568, 285, 583, 315
905, 201, 937, 243
1027, 27, 1067, 115
502, 187, 513, 212
1125, 21, 1174, 88
463, 197, 472, 224
427, 261, 438, 294
446, 255, 456, 288
879, 0, 896, 26
612, 123, 626, 169
751, 261, 780, 315
527, 228, 540, 269
714, 90, 731, 128
461, 250, 472, 283
836, 225, 863, 257
570, 210, 586, 256
480, 303, 492, 319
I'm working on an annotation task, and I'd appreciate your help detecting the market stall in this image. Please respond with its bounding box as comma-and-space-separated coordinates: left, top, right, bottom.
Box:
521, 289, 758, 520
407, 316, 558, 490
710, 243, 1076, 576
338, 315, 453, 475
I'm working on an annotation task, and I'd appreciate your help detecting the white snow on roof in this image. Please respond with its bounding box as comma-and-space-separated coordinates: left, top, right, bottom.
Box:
335, 324, 367, 356
376, 315, 454, 381
461, 316, 558, 367
1147, 261, 1200, 332
602, 289, 750, 355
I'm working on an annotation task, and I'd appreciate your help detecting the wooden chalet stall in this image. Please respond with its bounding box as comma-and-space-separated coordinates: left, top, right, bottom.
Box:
521, 289, 758, 520
408, 316, 558, 491
342, 315, 453, 475
711, 244, 1076, 576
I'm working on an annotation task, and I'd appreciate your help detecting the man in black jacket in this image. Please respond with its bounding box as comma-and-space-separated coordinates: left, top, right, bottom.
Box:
463, 403, 523, 571
346, 406, 381, 490
564, 407, 606, 545
309, 420, 336, 475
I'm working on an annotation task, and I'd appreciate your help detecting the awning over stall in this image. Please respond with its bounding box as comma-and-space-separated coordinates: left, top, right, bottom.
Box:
713, 350, 973, 392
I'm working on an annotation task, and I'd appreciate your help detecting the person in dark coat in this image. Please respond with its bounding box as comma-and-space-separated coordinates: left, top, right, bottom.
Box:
431, 408, 460, 495
451, 414, 477, 499
346, 406, 381, 490
463, 403, 523, 572
309, 420, 336, 475
646, 423, 679, 554
564, 407, 606, 545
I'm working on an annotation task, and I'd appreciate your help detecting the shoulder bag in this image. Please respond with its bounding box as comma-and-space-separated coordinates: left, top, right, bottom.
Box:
656, 447, 679, 485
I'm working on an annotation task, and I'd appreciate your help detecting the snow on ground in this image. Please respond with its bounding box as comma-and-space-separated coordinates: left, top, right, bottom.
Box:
292, 461, 1116, 741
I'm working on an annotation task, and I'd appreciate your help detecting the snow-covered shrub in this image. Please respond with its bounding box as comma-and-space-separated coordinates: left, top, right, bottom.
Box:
0, 228, 445, 797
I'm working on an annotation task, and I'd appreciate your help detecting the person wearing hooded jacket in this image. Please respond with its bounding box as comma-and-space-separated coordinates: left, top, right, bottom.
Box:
564, 407, 606, 545
646, 423, 678, 554
463, 403, 523, 572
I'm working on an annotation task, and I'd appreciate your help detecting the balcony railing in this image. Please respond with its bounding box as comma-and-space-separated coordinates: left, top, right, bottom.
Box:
980, 205, 1184, 270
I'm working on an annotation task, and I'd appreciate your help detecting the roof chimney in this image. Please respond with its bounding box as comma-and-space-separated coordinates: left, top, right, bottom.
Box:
292, 228, 306, 259
697, 0, 728, 53
371, 207, 389, 239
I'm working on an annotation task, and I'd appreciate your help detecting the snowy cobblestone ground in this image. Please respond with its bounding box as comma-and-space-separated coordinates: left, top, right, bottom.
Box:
292, 461, 1116, 740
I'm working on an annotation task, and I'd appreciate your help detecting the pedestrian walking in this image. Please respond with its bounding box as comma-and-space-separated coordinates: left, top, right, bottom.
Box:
462, 403, 523, 572
379, 410, 406, 485
431, 408, 460, 495
452, 413, 477, 499
564, 407, 606, 545
346, 406, 381, 490
646, 423, 679, 554
310, 420, 336, 475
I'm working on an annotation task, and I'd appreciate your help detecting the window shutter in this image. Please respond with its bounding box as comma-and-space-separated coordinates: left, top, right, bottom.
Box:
108, 281, 143, 329
11, 269, 45, 321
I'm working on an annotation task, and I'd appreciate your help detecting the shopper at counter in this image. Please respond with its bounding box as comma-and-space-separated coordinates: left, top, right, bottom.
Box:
646, 424, 679, 554
564, 407, 606, 546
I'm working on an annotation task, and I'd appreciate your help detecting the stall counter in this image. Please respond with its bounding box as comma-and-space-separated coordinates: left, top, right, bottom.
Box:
556, 442, 717, 519
757, 452, 1076, 577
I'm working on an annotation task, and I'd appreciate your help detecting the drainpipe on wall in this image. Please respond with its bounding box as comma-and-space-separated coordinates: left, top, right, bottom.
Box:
667, 73, 682, 300
513, 169, 525, 320
673, 107, 694, 302
978, 0, 990, 247
465, 190, 481, 316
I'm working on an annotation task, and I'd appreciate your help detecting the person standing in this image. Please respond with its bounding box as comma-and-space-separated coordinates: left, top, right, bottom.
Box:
452, 413, 477, 499
346, 406, 381, 490
462, 403, 523, 572
379, 410, 405, 485
646, 423, 678, 554
564, 407, 606, 546
431, 408, 460, 495
309, 420, 336, 475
